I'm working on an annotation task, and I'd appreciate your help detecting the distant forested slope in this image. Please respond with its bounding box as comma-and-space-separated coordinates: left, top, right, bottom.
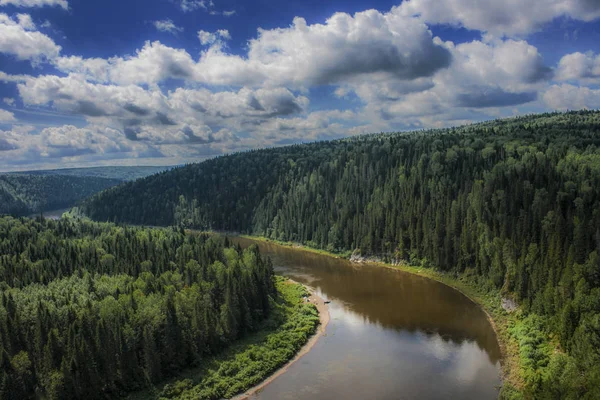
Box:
83, 111, 600, 398
0, 217, 275, 399
0, 174, 121, 216
8, 165, 172, 181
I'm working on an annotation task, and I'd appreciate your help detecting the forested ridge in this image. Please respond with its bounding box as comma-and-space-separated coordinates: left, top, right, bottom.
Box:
84, 110, 600, 398
9, 166, 172, 182
0, 217, 275, 399
0, 174, 121, 216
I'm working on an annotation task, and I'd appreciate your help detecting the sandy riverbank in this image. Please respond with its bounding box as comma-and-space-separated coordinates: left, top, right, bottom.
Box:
233, 281, 330, 399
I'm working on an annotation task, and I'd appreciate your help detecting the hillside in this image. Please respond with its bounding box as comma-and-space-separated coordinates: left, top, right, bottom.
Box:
6, 165, 173, 182
83, 110, 600, 398
0, 174, 121, 216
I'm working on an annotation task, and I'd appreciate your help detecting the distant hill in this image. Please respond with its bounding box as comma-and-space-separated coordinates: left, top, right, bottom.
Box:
0, 174, 122, 216
6, 165, 173, 181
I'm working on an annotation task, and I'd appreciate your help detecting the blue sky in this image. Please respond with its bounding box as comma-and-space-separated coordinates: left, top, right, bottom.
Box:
1, 0, 599, 171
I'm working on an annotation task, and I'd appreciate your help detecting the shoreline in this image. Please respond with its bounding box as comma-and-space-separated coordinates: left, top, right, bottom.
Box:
370, 263, 506, 367
234, 234, 522, 395
364, 260, 522, 392
232, 280, 330, 400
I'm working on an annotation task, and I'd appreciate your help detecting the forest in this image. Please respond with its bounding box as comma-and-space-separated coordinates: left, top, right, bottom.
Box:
0, 174, 121, 216
0, 217, 277, 399
84, 110, 600, 398
10, 166, 172, 182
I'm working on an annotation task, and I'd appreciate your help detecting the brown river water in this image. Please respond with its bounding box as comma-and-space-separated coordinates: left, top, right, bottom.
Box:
232, 237, 502, 400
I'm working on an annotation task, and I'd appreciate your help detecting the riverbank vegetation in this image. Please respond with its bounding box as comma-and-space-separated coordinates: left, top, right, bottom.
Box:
130, 277, 320, 400
83, 110, 600, 399
0, 217, 280, 399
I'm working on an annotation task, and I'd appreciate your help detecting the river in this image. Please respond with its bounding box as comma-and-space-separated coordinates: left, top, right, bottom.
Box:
233, 237, 502, 400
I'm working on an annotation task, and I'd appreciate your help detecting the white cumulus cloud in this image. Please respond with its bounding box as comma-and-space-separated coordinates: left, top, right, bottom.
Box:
13, 72, 314, 145
52, 8, 452, 90
543, 84, 600, 110
0, 109, 16, 122
0, 123, 161, 169
556, 52, 600, 82
198, 29, 230, 45
193, 9, 451, 87
0, 13, 61, 62
15, 13, 35, 29
0, 0, 68, 9
55, 41, 196, 85
398, 0, 600, 36
339, 37, 551, 130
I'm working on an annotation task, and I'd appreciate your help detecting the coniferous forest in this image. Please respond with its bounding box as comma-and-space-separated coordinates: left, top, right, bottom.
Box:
11, 166, 171, 182
0, 217, 276, 399
83, 111, 600, 398
0, 174, 122, 216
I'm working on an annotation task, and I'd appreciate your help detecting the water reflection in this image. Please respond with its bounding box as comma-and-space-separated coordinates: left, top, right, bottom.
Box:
233, 237, 502, 400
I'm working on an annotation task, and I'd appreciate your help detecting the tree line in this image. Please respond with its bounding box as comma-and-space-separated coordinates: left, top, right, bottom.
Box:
0, 217, 275, 399
84, 110, 600, 398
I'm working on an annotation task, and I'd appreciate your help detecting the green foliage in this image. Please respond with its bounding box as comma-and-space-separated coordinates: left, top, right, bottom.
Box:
83, 110, 600, 398
507, 313, 596, 399
0, 217, 276, 399
509, 315, 552, 390
0, 174, 121, 216
138, 278, 320, 400
499, 383, 525, 400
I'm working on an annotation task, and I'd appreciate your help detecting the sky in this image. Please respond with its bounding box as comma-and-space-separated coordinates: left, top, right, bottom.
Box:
0, 0, 600, 171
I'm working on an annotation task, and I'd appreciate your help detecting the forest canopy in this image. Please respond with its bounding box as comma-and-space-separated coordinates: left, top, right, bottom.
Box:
0, 217, 275, 399
0, 174, 122, 216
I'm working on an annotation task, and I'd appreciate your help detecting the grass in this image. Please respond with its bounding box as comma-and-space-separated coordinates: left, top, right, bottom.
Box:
236, 234, 564, 400
127, 277, 320, 400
